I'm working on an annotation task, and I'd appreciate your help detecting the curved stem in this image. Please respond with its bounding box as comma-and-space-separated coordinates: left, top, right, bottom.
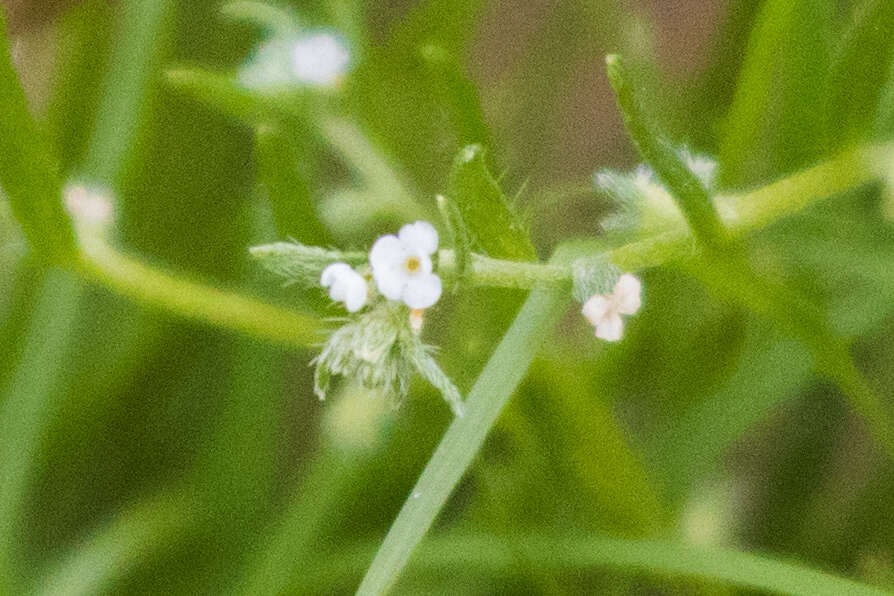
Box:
76, 239, 320, 350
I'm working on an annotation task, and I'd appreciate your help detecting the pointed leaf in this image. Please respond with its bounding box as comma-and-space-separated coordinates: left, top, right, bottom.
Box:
445, 144, 536, 261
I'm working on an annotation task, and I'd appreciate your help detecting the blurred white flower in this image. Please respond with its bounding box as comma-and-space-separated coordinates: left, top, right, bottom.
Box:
321, 262, 368, 312
370, 221, 442, 309
64, 184, 114, 230
291, 32, 350, 87
581, 273, 642, 341
238, 32, 350, 90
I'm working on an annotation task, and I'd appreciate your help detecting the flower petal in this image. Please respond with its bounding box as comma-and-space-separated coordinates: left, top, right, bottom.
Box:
373, 265, 406, 300
320, 262, 352, 288
402, 273, 442, 309
595, 314, 624, 342
343, 276, 368, 312
369, 234, 403, 271
398, 220, 438, 255
581, 294, 611, 325
614, 273, 642, 315
409, 252, 433, 276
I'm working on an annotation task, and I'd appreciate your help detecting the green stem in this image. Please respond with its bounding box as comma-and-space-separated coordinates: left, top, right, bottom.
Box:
0, 7, 76, 263
606, 54, 727, 248
356, 252, 573, 595
75, 239, 320, 350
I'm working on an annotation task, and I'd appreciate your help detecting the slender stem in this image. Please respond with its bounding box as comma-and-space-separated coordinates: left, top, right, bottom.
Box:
606, 54, 727, 248
75, 239, 320, 350
443, 142, 893, 285
356, 253, 573, 595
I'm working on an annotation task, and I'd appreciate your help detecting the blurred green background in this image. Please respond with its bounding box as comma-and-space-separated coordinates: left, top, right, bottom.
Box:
3, 0, 894, 594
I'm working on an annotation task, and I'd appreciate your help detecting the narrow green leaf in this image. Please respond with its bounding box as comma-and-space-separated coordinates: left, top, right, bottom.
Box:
0, 271, 84, 591
605, 55, 727, 249
0, 8, 76, 263
357, 254, 571, 595
718, 0, 833, 185
220, 1, 300, 35
323, 533, 892, 596
80, 0, 172, 187
644, 322, 813, 503
829, 0, 894, 148
35, 490, 191, 596
164, 67, 291, 125
238, 449, 367, 596
419, 44, 492, 149
445, 144, 536, 261
255, 124, 329, 243
249, 241, 365, 287
684, 254, 894, 464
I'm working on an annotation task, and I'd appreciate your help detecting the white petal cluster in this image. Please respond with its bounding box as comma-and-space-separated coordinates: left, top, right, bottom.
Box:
581, 274, 642, 342
291, 32, 350, 87
369, 221, 442, 310
320, 263, 367, 312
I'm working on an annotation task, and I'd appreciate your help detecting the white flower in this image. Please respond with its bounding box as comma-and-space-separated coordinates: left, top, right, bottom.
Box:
581, 273, 642, 341
321, 262, 368, 312
292, 32, 350, 87
369, 221, 442, 309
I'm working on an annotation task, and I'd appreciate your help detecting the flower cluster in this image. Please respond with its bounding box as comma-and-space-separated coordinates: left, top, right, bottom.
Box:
321, 221, 442, 315
581, 273, 642, 341
308, 221, 462, 416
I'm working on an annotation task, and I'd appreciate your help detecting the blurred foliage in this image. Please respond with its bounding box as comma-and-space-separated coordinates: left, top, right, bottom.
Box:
2, 0, 894, 594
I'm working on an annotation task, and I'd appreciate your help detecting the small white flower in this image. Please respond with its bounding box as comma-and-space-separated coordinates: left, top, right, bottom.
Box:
581, 273, 642, 342
370, 221, 442, 309
321, 262, 368, 312
292, 32, 350, 87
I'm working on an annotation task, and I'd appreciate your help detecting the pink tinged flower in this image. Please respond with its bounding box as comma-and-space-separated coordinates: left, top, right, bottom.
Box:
320, 262, 368, 312
369, 221, 442, 310
581, 273, 642, 342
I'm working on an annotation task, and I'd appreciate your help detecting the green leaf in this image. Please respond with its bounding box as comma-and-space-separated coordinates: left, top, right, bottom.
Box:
605, 55, 727, 249
254, 124, 329, 244
419, 43, 492, 149
249, 241, 365, 288
356, 252, 571, 595
35, 490, 190, 596
684, 254, 894, 464
323, 533, 893, 596
829, 0, 894, 148
219, 1, 300, 35
445, 145, 536, 261
0, 8, 76, 263
718, 0, 833, 186
644, 321, 813, 504
435, 194, 470, 282
0, 272, 84, 591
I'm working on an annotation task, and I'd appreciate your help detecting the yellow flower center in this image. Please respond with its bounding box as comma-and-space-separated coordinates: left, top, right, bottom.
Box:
404, 256, 421, 273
